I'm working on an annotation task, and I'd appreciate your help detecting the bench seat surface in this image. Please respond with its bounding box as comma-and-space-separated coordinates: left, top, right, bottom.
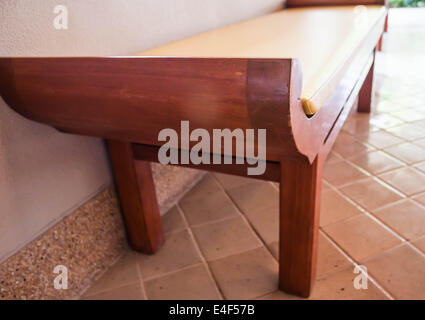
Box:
137, 5, 386, 115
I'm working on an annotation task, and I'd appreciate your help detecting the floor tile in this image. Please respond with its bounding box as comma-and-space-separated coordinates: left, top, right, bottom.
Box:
385, 123, 425, 141
412, 119, 425, 129
369, 113, 404, 129
257, 290, 300, 300
267, 242, 278, 260
355, 130, 406, 149
414, 138, 425, 149
192, 216, 262, 261
349, 150, 404, 175
83, 283, 145, 300
326, 151, 343, 164
309, 267, 388, 300
244, 205, 279, 244
322, 181, 331, 191
332, 133, 374, 158
391, 109, 425, 122
262, 267, 388, 300
323, 160, 369, 186
384, 142, 425, 164
144, 265, 220, 300
342, 114, 379, 136
378, 167, 425, 196
320, 189, 363, 227
181, 175, 222, 200
374, 100, 404, 114
324, 215, 402, 262
412, 236, 425, 253
316, 233, 351, 278
393, 95, 425, 109
214, 173, 255, 190
413, 192, 425, 206
162, 206, 186, 234
364, 245, 425, 299
414, 161, 425, 174
209, 247, 278, 299
227, 182, 279, 215
83, 259, 140, 296
340, 178, 403, 211
137, 230, 202, 279
373, 200, 425, 240
180, 190, 239, 226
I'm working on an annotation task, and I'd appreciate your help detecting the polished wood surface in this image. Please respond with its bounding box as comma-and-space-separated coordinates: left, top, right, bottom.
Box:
279, 155, 322, 297
0, 57, 298, 162
107, 140, 164, 254
358, 53, 376, 113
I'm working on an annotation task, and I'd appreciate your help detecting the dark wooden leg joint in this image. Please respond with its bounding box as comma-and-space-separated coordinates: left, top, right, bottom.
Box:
357, 54, 375, 114
107, 140, 164, 254
377, 35, 383, 52
279, 156, 322, 297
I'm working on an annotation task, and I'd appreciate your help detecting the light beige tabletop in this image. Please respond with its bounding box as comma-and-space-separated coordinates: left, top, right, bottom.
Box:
137, 5, 386, 115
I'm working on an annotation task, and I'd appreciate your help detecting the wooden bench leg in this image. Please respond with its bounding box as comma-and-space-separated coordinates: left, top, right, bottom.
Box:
378, 14, 388, 51
384, 13, 388, 33
279, 156, 322, 298
358, 56, 375, 114
377, 35, 383, 52
107, 140, 164, 254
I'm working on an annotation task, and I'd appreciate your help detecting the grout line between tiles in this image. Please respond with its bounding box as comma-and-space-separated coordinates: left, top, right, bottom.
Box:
406, 241, 425, 259
325, 141, 425, 243
187, 213, 240, 229
176, 202, 225, 300
80, 256, 140, 298
323, 178, 408, 243
142, 262, 205, 283
210, 174, 279, 263
360, 242, 425, 299
134, 258, 148, 300
319, 230, 395, 300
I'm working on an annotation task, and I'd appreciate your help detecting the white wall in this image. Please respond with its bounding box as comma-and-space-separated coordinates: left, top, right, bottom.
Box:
0, 0, 284, 262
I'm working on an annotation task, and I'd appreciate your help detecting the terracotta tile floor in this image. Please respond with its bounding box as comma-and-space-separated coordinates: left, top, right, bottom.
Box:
82, 9, 425, 300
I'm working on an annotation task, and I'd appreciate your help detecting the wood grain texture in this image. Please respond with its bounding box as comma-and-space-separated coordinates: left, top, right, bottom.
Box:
107, 140, 164, 254
279, 155, 323, 297
0, 57, 297, 162
358, 52, 375, 113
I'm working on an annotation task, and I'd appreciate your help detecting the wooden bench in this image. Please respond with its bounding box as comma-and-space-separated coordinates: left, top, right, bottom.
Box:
0, 0, 388, 298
